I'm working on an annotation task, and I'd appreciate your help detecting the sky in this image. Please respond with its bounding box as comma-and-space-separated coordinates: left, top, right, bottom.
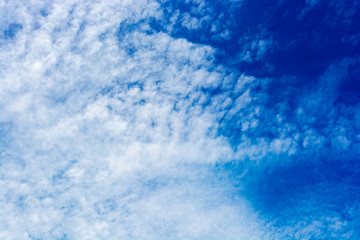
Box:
0, 0, 359, 239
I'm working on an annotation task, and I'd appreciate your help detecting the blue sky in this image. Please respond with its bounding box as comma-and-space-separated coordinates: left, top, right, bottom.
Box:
0, 0, 359, 239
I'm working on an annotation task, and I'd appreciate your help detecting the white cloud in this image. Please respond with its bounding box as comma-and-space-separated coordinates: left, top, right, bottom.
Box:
0, 0, 269, 239
241, 39, 273, 62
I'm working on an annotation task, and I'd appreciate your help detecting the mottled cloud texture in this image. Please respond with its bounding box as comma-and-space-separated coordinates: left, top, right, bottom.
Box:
1, 0, 359, 239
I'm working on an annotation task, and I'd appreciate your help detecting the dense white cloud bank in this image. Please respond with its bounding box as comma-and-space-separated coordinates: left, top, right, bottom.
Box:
0, 1, 269, 239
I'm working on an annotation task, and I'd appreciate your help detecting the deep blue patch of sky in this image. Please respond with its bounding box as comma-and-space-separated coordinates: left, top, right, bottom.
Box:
150, 0, 360, 235
154, 0, 360, 103
157, 1, 360, 75
2, 23, 23, 39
